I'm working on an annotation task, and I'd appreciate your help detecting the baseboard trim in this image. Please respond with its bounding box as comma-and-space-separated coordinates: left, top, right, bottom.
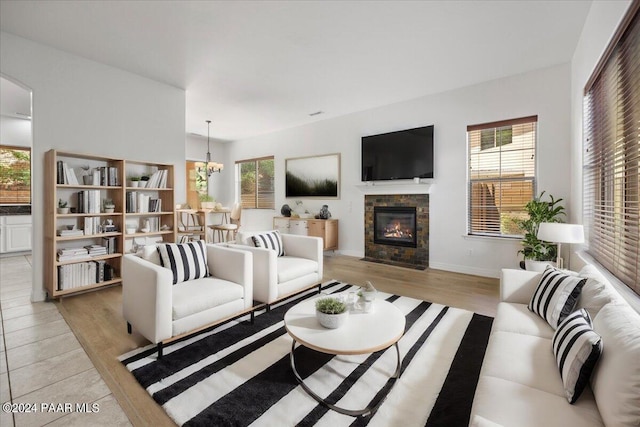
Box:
428, 261, 499, 279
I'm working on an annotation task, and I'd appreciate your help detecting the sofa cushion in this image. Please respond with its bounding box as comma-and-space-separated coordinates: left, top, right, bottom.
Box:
172, 278, 244, 321
251, 230, 285, 256
493, 302, 554, 339
472, 375, 604, 427
277, 256, 318, 284
591, 303, 640, 427
552, 309, 602, 404
576, 264, 623, 318
528, 266, 586, 329
158, 240, 209, 285
470, 415, 503, 427
138, 244, 161, 265
479, 330, 565, 396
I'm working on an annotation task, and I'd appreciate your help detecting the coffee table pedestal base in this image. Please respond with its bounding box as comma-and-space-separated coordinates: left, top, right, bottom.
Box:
289, 339, 402, 417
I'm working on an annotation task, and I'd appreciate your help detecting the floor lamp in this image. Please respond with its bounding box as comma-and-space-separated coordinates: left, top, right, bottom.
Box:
537, 223, 585, 270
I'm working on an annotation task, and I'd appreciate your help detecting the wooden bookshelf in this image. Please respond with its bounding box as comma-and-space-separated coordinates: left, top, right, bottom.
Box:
44, 150, 176, 298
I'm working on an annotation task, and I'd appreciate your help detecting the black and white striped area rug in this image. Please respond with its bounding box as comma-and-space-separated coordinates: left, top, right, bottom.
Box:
119, 281, 493, 426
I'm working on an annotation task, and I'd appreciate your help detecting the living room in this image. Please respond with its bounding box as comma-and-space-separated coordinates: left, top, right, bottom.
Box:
1, 1, 638, 426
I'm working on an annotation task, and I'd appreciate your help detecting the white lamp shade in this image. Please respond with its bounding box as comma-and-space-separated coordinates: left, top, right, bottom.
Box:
537, 223, 585, 244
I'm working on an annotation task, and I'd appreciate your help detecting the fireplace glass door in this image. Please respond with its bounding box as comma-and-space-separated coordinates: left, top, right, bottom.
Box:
373, 206, 417, 248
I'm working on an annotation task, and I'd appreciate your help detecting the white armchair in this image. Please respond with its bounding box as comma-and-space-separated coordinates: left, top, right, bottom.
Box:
122, 243, 253, 357
228, 231, 323, 309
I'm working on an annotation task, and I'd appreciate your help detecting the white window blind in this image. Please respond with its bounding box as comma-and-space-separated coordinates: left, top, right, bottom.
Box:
468, 116, 537, 237
583, 2, 639, 294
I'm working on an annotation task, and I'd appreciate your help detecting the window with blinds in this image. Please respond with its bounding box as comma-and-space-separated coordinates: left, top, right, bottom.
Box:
467, 116, 537, 237
583, 2, 639, 294
0, 145, 31, 205
237, 156, 275, 209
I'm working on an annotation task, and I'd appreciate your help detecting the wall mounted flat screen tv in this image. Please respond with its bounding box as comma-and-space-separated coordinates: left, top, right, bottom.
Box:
361, 125, 434, 181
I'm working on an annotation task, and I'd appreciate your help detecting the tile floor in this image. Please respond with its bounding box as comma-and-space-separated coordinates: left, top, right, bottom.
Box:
0, 254, 131, 426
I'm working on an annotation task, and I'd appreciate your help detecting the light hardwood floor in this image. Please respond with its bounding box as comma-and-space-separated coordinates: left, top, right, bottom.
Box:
54, 254, 499, 427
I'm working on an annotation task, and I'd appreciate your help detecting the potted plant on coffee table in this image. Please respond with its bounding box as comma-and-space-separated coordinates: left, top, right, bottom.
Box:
316, 297, 349, 329
517, 191, 566, 271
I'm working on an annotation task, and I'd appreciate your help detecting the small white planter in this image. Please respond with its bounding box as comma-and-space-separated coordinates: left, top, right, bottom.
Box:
57, 207, 69, 214
525, 259, 556, 272
316, 310, 349, 329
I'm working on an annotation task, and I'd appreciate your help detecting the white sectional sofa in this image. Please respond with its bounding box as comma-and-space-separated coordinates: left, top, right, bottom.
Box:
470, 265, 640, 427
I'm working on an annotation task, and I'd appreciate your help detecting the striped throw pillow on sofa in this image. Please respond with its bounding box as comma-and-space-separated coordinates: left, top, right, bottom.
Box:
157, 240, 209, 284
552, 308, 602, 403
528, 266, 586, 329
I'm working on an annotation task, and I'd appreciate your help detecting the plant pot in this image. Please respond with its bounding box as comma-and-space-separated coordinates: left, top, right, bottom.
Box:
316, 310, 349, 329
524, 259, 556, 272
201, 202, 215, 209
83, 175, 93, 185
104, 208, 115, 214
57, 207, 69, 214
129, 181, 139, 187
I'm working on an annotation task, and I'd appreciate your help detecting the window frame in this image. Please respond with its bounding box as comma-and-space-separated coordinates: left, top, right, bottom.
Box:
0, 144, 32, 206
467, 115, 538, 239
236, 156, 275, 210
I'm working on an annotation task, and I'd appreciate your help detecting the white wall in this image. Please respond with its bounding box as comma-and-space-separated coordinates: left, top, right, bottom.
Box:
185, 134, 232, 206
230, 63, 572, 277
0, 116, 31, 147
0, 32, 186, 301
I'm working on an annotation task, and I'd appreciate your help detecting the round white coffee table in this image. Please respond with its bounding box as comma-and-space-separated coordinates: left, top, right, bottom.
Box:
284, 296, 406, 417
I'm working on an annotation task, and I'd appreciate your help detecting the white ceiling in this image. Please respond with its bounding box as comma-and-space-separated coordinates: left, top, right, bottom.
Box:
0, 0, 592, 141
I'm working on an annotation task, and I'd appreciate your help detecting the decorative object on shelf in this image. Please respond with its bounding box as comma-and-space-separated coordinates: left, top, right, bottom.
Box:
197, 120, 224, 177
126, 227, 136, 235
315, 297, 349, 329
140, 175, 150, 188
517, 191, 566, 271
103, 199, 115, 213
57, 199, 69, 214
357, 281, 377, 313
281, 204, 292, 217
141, 219, 151, 233
285, 153, 340, 199
103, 219, 116, 233
292, 200, 312, 218
317, 204, 331, 219
537, 223, 584, 270
129, 176, 140, 187
199, 194, 216, 209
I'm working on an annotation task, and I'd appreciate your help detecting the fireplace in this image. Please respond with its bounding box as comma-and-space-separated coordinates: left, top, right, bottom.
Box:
374, 206, 417, 248
365, 194, 428, 269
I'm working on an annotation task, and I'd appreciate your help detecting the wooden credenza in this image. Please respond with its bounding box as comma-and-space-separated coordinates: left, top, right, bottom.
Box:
273, 217, 338, 250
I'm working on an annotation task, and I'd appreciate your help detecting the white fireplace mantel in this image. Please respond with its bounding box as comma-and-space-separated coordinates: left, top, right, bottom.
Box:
355, 180, 433, 195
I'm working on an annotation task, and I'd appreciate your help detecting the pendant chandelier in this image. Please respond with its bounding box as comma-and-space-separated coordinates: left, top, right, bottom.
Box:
197, 120, 224, 177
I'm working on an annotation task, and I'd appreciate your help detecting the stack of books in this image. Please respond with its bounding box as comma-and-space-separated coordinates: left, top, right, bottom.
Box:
57, 247, 89, 262
85, 244, 107, 257
57, 228, 84, 237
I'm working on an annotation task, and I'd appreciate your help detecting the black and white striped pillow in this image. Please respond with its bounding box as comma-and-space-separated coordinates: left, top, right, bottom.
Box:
251, 230, 285, 256
157, 240, 209, 285
528, 266, 586, 329
552, 308, 603, 403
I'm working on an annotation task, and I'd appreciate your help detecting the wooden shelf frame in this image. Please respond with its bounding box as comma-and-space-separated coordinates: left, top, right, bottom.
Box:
45, 149, 176, 299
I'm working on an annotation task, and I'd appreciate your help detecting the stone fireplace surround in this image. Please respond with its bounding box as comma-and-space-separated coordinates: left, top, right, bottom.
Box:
364, 194, 429, 269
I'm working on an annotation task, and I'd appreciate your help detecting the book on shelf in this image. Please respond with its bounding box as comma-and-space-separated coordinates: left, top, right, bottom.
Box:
98, 166, 119, 186
84, 244, 108, 256
57, 161, 80, 185
145, 169, 168, 189
83, 216, 102, 235
102, 236, 116, 254
77, 190, 101, 214
57, 261, 104, 290
125, 192, 162, 213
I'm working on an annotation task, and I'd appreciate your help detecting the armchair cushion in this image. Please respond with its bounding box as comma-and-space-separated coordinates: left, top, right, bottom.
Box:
251, 230, 285, 256
172, 278, 244, 320
157, 240, 209, 284
277, 257, 319, 284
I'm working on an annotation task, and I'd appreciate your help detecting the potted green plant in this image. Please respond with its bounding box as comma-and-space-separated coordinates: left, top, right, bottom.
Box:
517, 191, 566, 271
57, 199, 69, 214
315, 297, 349, 329
128, 176, 140, 187
199, 194, 216, 209
103, 199, 115, 213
